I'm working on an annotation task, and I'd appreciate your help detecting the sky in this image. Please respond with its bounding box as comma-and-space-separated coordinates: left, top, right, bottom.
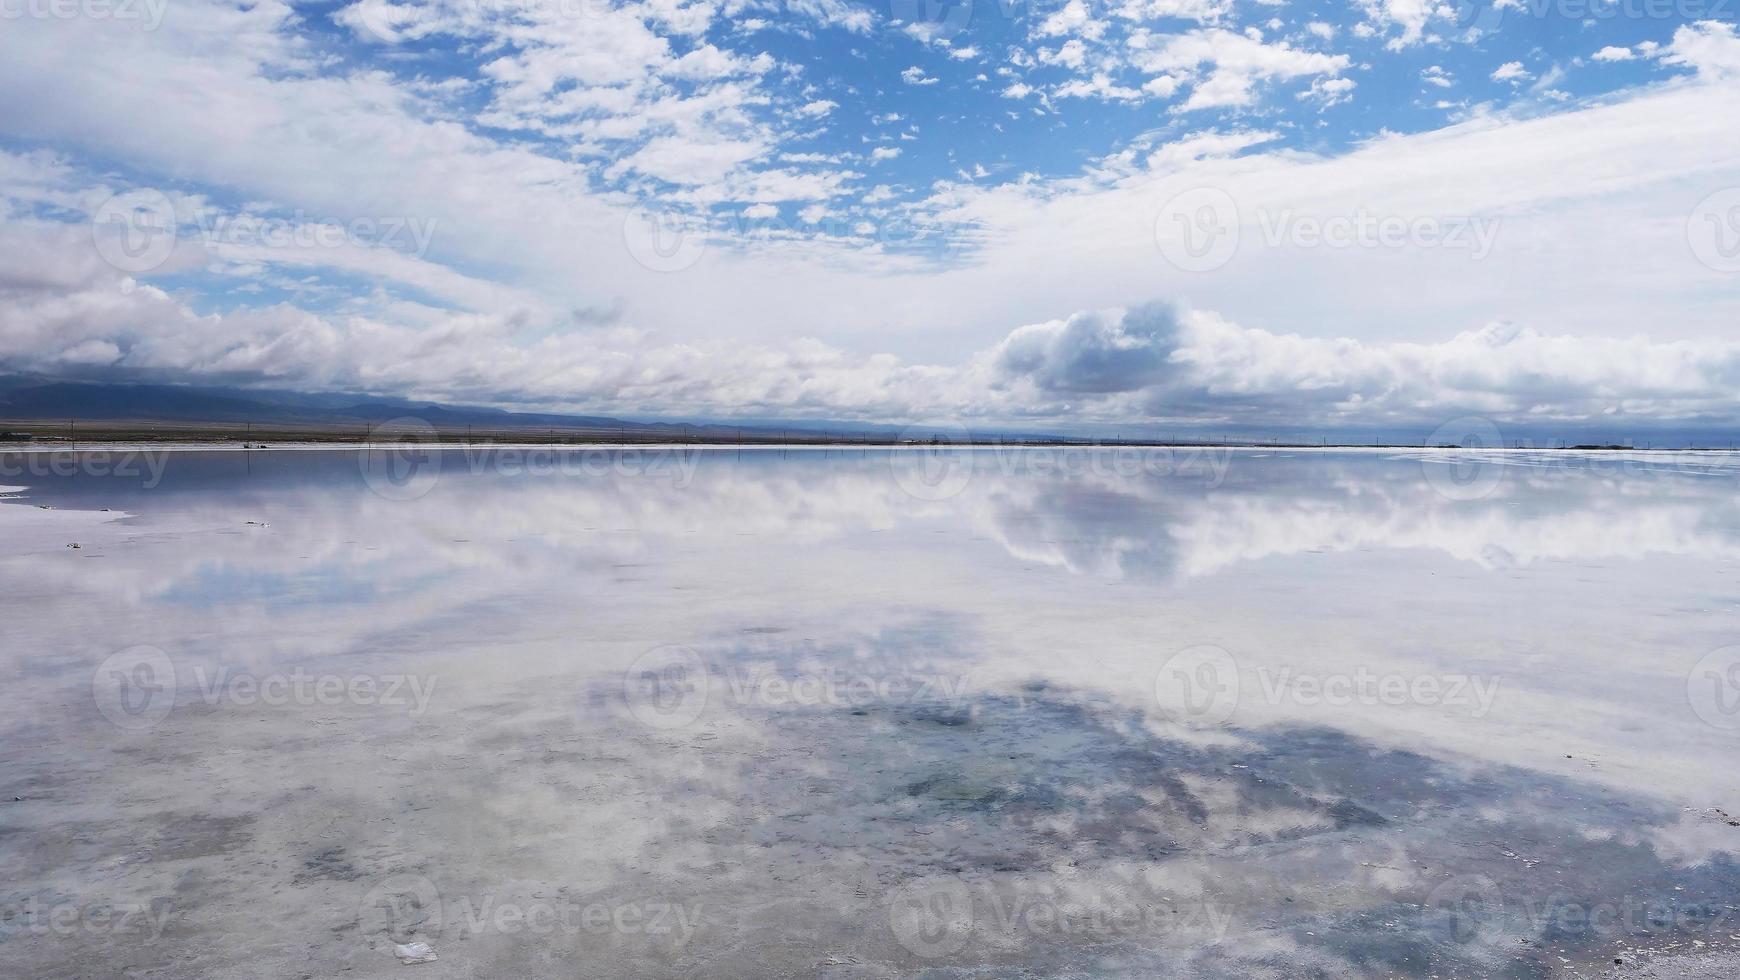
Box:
0, 0, 1738, 437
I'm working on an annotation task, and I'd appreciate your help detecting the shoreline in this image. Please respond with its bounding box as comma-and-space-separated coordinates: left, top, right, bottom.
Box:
2, 421, 1733, 453
3, 438, 1737, 455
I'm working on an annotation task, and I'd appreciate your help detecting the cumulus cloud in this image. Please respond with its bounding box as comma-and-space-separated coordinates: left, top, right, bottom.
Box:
991, 306, 1186, 396
982, 304, 1740, 426
1130, 29, 1351, 111
1659, 20, 1740, 79
11, 203, 1740, 432
1354, 0, 1436, 48
1490, 61, 1532, 82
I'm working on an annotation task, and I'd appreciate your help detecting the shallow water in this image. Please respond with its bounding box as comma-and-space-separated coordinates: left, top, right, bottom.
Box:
2, 445, 1739, 978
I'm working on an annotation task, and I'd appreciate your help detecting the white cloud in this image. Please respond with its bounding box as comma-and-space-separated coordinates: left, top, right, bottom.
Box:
781, 0, 875, 33
1490, 61, 1532, 83
605, 135, 767, 186
665, 44, 771, 81
900, 66, 939, 85
1659, 20, 1740, 79
1054, 74, 1144, 101
1130, 29, 1351, 111
1039, 39, 1088, 70
1145, 129, 1279, 171
795, 99, 838, 118
1355, 0, 1437, 48
1592, 46, 1635, 63
1300, 76, 1356, 107
1035, 0, 1109, 41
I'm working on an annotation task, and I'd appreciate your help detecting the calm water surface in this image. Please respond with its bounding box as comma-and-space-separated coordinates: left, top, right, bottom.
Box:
2, 446, 1739, 978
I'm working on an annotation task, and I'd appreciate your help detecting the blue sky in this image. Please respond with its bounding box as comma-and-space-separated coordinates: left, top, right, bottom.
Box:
313, 0, 1703, 257
0, 0, 1738, 434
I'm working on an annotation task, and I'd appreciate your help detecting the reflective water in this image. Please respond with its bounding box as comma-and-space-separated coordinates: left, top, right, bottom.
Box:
2, 446, 1739, 978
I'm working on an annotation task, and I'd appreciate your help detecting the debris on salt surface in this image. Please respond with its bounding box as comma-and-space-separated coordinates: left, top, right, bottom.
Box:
394, 942, 437, 965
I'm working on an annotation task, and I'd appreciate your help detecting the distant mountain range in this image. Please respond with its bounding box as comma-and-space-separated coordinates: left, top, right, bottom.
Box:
2, 375, 1729, 448
0, 376, 630, 427
0, 376, 914, 440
